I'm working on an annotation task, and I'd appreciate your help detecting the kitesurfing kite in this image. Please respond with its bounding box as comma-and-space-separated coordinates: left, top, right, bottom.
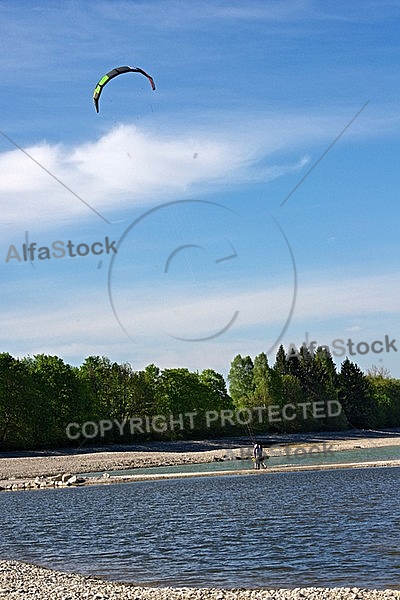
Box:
93, 66, 156, 113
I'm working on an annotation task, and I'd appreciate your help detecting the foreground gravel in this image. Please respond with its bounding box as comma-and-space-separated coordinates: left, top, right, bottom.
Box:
0, 561, 399, 600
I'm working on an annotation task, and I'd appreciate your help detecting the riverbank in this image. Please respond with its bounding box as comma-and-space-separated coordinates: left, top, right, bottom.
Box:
0, 561, 399, 600
1, 430, 400, 490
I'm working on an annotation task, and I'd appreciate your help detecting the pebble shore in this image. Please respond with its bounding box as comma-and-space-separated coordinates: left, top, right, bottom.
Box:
1, 434, 400, 491
2, 432, 400, 482
1, 561, 400, 600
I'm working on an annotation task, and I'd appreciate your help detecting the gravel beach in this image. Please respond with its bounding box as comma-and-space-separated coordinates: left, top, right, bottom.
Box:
0, 561, 399, 600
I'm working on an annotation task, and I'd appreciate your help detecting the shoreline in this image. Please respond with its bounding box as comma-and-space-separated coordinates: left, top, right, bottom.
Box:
0, 560, 400, 600
1, 430, 400, 491
2, 459, 400, 492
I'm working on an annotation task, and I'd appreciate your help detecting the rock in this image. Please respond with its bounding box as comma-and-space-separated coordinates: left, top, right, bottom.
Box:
66, 475, 77, 485
61, 473, 72, 483
11, 482, 25, 490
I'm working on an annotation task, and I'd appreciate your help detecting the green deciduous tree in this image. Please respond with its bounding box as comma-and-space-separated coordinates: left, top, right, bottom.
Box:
0, 353, 33, 448
253, 352, 271, 405
367, 375, 400, 427
228, 355, 255, 407
25, 354, 84, 446
199, 369, 232, 410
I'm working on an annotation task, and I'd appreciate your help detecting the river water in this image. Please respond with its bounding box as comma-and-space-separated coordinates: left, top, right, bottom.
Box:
0, 464, 399, 589
80, 443, 400, 477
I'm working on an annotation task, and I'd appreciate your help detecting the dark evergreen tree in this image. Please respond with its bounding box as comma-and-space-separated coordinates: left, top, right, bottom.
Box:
286, 346, 302, 379
274, 345, 289, 376
281, 374, 305, 431
338, 358, 377, 428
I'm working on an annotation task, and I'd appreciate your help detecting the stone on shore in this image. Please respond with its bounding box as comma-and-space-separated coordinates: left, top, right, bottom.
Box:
0, 560, 400, 600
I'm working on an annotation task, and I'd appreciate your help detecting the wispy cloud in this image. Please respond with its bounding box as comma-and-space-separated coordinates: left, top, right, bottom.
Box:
0, 105, 393, 231
2, 269, 398, 370
111, 272, 400, 342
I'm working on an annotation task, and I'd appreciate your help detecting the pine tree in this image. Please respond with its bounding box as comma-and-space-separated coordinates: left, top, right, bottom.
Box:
338, 359, 377, 428
274, 345, 289, 375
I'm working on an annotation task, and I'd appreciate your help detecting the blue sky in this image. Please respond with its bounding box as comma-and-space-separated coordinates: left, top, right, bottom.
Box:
0, 0, 399, 378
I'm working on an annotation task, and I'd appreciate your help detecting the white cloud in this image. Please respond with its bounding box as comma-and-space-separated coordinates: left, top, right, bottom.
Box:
0, 122, 287, 229
344, 324, 363, 333
210, 0, 311, 22
0, 104, 391, 232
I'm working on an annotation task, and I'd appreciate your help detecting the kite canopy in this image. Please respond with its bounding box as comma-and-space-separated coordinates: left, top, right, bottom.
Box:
93, 65, 156, 113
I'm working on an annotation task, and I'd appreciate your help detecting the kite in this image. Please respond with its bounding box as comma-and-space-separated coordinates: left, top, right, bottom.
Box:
93, 66, 156, 113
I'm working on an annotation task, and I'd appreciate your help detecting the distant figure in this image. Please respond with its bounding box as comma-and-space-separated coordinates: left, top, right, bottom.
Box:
253, 442, 266, 470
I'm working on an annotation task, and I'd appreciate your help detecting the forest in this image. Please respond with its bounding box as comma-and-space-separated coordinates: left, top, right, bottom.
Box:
0, 345, 399, 449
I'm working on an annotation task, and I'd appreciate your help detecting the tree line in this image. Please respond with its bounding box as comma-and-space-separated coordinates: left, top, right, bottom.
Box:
0, 345, 398, 450
228, 346, 400, 434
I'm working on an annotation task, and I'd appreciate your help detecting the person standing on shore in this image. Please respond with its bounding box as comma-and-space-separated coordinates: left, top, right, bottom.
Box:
253, 442, 266, 469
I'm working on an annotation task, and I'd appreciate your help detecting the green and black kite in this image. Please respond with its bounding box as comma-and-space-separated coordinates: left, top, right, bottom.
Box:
93, 66, 156, 113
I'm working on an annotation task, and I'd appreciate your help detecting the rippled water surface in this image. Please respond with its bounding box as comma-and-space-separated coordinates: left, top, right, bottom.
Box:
1, 466, 400, 588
